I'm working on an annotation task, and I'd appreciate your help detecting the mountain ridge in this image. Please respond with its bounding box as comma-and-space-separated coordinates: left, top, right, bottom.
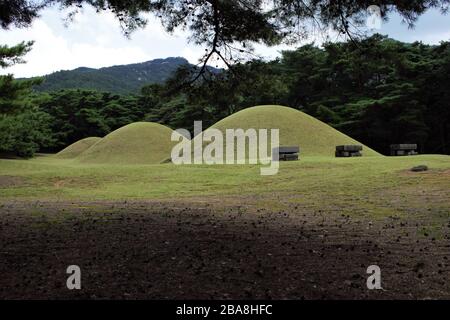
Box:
28, 57, 191, 94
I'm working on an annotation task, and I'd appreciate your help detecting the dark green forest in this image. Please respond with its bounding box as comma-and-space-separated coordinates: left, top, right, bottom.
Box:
1, 35, 449, 157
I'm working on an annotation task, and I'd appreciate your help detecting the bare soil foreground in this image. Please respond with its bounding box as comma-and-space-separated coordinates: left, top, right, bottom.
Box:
1, 198, 449, 299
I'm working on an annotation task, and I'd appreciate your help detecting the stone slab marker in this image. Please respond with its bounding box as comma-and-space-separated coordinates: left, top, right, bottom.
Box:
335, 145, 362, 157
390, 144, 418, 156
272, 146, 299, 161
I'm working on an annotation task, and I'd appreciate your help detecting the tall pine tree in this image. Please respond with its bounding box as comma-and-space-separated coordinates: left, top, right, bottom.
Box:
0, 42, 54, 158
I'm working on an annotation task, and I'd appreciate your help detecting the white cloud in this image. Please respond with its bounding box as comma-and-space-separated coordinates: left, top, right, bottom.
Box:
0, 17, 153, 77
0, 6, 194, 77
181, 47, 206, 65
409, 31, 450, 45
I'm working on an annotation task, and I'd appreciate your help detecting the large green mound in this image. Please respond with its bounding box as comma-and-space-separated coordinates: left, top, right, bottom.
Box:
77, 122, 181, 164
205, 105, 380, 157
55, 137, 102, 159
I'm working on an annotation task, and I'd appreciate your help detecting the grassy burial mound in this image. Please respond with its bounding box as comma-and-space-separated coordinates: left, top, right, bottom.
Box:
77, 122, 181, 165
197, 105, 380, 160
55, 137, 102, 159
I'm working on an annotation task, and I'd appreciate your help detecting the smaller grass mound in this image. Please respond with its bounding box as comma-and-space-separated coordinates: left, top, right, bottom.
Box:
55, 137, 102, 159
77, 122, 181, 165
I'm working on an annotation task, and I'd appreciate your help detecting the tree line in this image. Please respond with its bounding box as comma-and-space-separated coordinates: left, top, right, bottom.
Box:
1, 34, 449, 157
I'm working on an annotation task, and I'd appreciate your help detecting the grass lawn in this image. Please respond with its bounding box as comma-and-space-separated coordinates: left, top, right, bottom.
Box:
1, 154, 449, 220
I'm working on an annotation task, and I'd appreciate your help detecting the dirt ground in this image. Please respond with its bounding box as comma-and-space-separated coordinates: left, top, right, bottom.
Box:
0, 199, 449, 299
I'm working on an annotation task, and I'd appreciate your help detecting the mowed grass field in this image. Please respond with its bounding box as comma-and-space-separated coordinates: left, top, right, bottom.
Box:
1, 154, 449, 220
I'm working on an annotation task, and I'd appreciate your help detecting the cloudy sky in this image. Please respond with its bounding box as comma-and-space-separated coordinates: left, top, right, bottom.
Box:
0, 5, 449, 78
